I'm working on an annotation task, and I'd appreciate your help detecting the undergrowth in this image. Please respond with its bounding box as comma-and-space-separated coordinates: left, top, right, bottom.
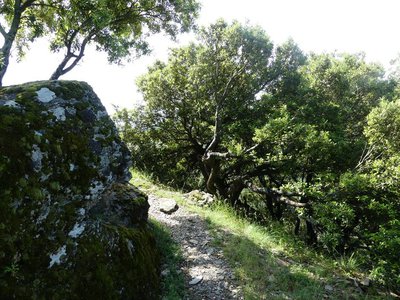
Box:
149, 220, 185, 300
132, 170, 396, 300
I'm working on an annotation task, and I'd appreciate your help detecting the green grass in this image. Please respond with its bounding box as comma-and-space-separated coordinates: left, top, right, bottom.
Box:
149, 220, 185, 300
132, 170, 395, 300
131, 169, 184, 201
198, 203, 382, 299
133, 170, 187, 299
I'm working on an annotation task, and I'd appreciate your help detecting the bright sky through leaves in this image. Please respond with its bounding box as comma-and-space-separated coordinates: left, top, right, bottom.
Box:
3, 0, 400, 112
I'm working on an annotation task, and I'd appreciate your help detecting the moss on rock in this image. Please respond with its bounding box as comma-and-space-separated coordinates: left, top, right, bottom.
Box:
0, 81, 159, 299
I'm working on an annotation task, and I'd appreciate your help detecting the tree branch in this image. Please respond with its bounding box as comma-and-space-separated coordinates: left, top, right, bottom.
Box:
248, 185, 309, 207
205, 103, 221, 152
206, 151, 233, 159
0, 22, 6, 38
243, 143, 260, 154
221, 64, 246, 100
21, 0, 36, 10
355, 143, 375, 170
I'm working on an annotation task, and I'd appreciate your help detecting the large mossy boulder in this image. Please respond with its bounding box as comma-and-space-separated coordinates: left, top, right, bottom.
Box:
0, 81, 159, 299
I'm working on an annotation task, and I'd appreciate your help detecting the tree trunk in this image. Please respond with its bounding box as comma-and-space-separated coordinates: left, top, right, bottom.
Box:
258, 175, 284, 220
275, 202, 283, 220
50, 34, 91, 80
294, 217, 301, 235
50, 53, 84, 80
0, 42, 12, 87
228, 178, 245, 204
50, 61, 67, 80
0, 1, 24, 87
204, 156, 218, 194
304, 173, 317, 245
258, 176, 274, 218
306, 219, 317, 246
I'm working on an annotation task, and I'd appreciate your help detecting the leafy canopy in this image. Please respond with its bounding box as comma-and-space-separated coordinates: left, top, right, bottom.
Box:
47, 0, 200, 79
115, 20, 400, 289
0, 0, 200, 82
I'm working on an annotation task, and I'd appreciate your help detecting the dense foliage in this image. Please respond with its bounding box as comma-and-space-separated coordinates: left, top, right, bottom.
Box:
0, 0, 56, 86
115, 20, 400, 290
0, 0, 200, 83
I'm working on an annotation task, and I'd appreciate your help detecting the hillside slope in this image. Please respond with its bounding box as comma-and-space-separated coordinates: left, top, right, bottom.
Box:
132, 170, 397, 300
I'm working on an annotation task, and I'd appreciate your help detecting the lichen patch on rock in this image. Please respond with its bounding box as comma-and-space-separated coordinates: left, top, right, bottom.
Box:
36, 87, 56, 103
0, 80, 160, 299
68, 222, 86, 238
4, 100, 20, 108
50, 106, 66, 121
48, 245, 67, 268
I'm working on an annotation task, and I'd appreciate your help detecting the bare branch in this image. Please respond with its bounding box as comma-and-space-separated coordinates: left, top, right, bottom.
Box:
0, 22, 6, 38
243, 143, 260, 154
248, 185, 309, 208
278, 196, 308, 208
205, 104, 221, 152
206, 151, 232, 159
355, 144, 375, 170
221, 64, 246, 100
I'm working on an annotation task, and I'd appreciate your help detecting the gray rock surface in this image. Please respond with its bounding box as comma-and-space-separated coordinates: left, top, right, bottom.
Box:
159, 198, 179, 214
184, 190, 215, 207
0, 81, 159, 299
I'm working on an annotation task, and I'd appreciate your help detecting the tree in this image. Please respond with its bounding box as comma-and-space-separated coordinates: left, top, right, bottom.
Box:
263, 52, 393, 182
135, 20, 275, 202
0, 0, 54, 86
47, 0, 200, 79
348, 99, 400, 289
118, 21, 400, 287
265, 53, 394, 244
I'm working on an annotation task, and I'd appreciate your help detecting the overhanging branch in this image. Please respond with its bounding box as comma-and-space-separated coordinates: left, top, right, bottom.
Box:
0, 22, 6, 38
248, 185, 309, 208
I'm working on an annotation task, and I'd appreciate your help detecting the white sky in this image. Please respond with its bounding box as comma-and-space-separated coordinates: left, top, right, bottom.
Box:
3, 0, 400, 113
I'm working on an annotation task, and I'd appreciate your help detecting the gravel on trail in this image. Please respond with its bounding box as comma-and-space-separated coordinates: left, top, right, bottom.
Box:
148, 195, 244, 300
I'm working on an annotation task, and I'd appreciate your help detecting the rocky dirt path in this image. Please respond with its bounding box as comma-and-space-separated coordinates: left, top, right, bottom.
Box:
148, 195, 244, 300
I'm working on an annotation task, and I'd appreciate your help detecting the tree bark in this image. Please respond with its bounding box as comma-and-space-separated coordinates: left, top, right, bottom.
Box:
203, 103, 224, 195
0, 39, 13, 87
294, 217, 301, 235
227, 177, 245, 204
0, 1, 24, 87
50, 52, 84, 80
50, 34, 92, 80
205, 157, 218, 194
306, 219, 317, 246
258, 176, 276, 218
249, 185, 308, 208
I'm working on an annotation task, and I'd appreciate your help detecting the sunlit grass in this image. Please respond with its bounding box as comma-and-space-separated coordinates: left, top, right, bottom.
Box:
131, 169, 185, 201
197, 203, 390, 299
132, 170, 393, 300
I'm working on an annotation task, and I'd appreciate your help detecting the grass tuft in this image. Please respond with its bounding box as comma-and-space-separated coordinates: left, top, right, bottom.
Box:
149, 220, 185, 300
133, 170, 395, 299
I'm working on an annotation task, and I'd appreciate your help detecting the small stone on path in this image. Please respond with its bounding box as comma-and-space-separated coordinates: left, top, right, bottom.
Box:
189, 239, 198, 245
189, 276, 203, 285
159, 198, 178, 214
207, 247, 215, 255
